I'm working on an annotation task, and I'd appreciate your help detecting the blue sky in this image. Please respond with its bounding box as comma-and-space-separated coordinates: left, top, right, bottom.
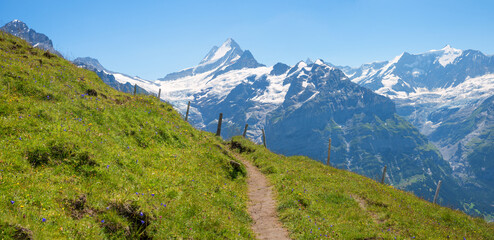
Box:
1, 0, 493, 79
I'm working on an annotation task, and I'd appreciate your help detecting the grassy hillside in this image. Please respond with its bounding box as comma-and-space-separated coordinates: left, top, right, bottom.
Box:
0, 32, 252, 239
1, 31, 493, 239
230, 136, 494, 239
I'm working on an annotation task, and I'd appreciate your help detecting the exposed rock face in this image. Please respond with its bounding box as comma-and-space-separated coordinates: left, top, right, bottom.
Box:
1, 19, 61, 56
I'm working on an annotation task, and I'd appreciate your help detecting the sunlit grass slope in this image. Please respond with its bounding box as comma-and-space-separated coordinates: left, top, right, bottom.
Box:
0, 32, 252, 239
230, 136, 494, 240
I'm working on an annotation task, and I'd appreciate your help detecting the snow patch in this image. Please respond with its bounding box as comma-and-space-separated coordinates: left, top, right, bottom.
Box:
201, 39, 235, 65
314, 59, 325, 65
437, 46, 462, 67
378, 53, 403, 77
296, 61, 308, 69
251, 69, 291, 104
429, 45, 463, 67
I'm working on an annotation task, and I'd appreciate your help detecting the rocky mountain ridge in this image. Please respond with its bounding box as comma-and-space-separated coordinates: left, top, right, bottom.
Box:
0, 19, 61, 56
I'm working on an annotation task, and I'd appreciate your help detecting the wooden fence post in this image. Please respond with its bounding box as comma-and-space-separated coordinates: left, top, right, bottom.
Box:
243, 124, 249, 137
216, 113, 223, 136
262, 128, 267, 148
433, 180, 442, 204
185, 101, 191, 122
158, 88, 161, 99
327, 138, 331, 166
381, 165, 387, 184
133, 84, 137, 96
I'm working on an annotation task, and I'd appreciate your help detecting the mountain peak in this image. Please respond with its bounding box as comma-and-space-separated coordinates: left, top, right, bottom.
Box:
432, 45, 463, 67
199, 38, 242, 65
162, 38, 244, 81
1, 19, 61, 56
296, 61, 308, 68
441, 44, 460, 51
211, 49, 265, 77
231, 50, 264, 68
224, 38, 238, 47
314, 59, 325, 65
2, 19, 28, 30
428, 44, 461, 54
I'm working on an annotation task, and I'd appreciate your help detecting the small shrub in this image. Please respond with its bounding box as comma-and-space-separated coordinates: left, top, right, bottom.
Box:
76, 151, 97, 167
86, 89, 98, 96
230, 139, 254, 153
49, 141, 76, 161
42, 51, 54, 59
0, 222, 33, 240
108, 201, 153, 239
26, 147, 50, 167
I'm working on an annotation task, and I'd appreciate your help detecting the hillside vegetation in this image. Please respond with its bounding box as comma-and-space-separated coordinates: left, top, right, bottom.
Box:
1, 32, 493, 239
230, 136, 494, 239
0, 32, 252, 239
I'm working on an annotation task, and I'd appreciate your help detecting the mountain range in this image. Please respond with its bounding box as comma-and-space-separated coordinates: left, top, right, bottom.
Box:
3, 19, 492, 220
336, 46, 493, 174
335, 47, 494, 217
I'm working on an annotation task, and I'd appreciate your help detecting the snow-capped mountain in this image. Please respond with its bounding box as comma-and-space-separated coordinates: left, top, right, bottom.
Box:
158, 38, 258, 81
264, 59, 465, 209
0, 19, 61, 56
338, 46, 494, 171
346, 45, 494, 97
338, 46, 494, 218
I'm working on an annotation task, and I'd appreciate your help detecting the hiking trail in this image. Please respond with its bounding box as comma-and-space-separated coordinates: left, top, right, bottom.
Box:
228, 149, 291, 240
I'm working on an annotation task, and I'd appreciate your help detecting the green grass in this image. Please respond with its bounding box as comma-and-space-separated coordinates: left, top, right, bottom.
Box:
2, 31, 494, 239
230, 136, 494, 239
0, 32, 253, 239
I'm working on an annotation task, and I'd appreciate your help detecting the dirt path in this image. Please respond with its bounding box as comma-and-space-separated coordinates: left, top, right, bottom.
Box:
235, 154, 291, 240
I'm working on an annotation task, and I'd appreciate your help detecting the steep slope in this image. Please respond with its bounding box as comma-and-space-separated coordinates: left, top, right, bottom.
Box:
230, 137, 494, 239
1, 19, 61, 56
0, 32, 253, 239
429, 95, 494, 217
